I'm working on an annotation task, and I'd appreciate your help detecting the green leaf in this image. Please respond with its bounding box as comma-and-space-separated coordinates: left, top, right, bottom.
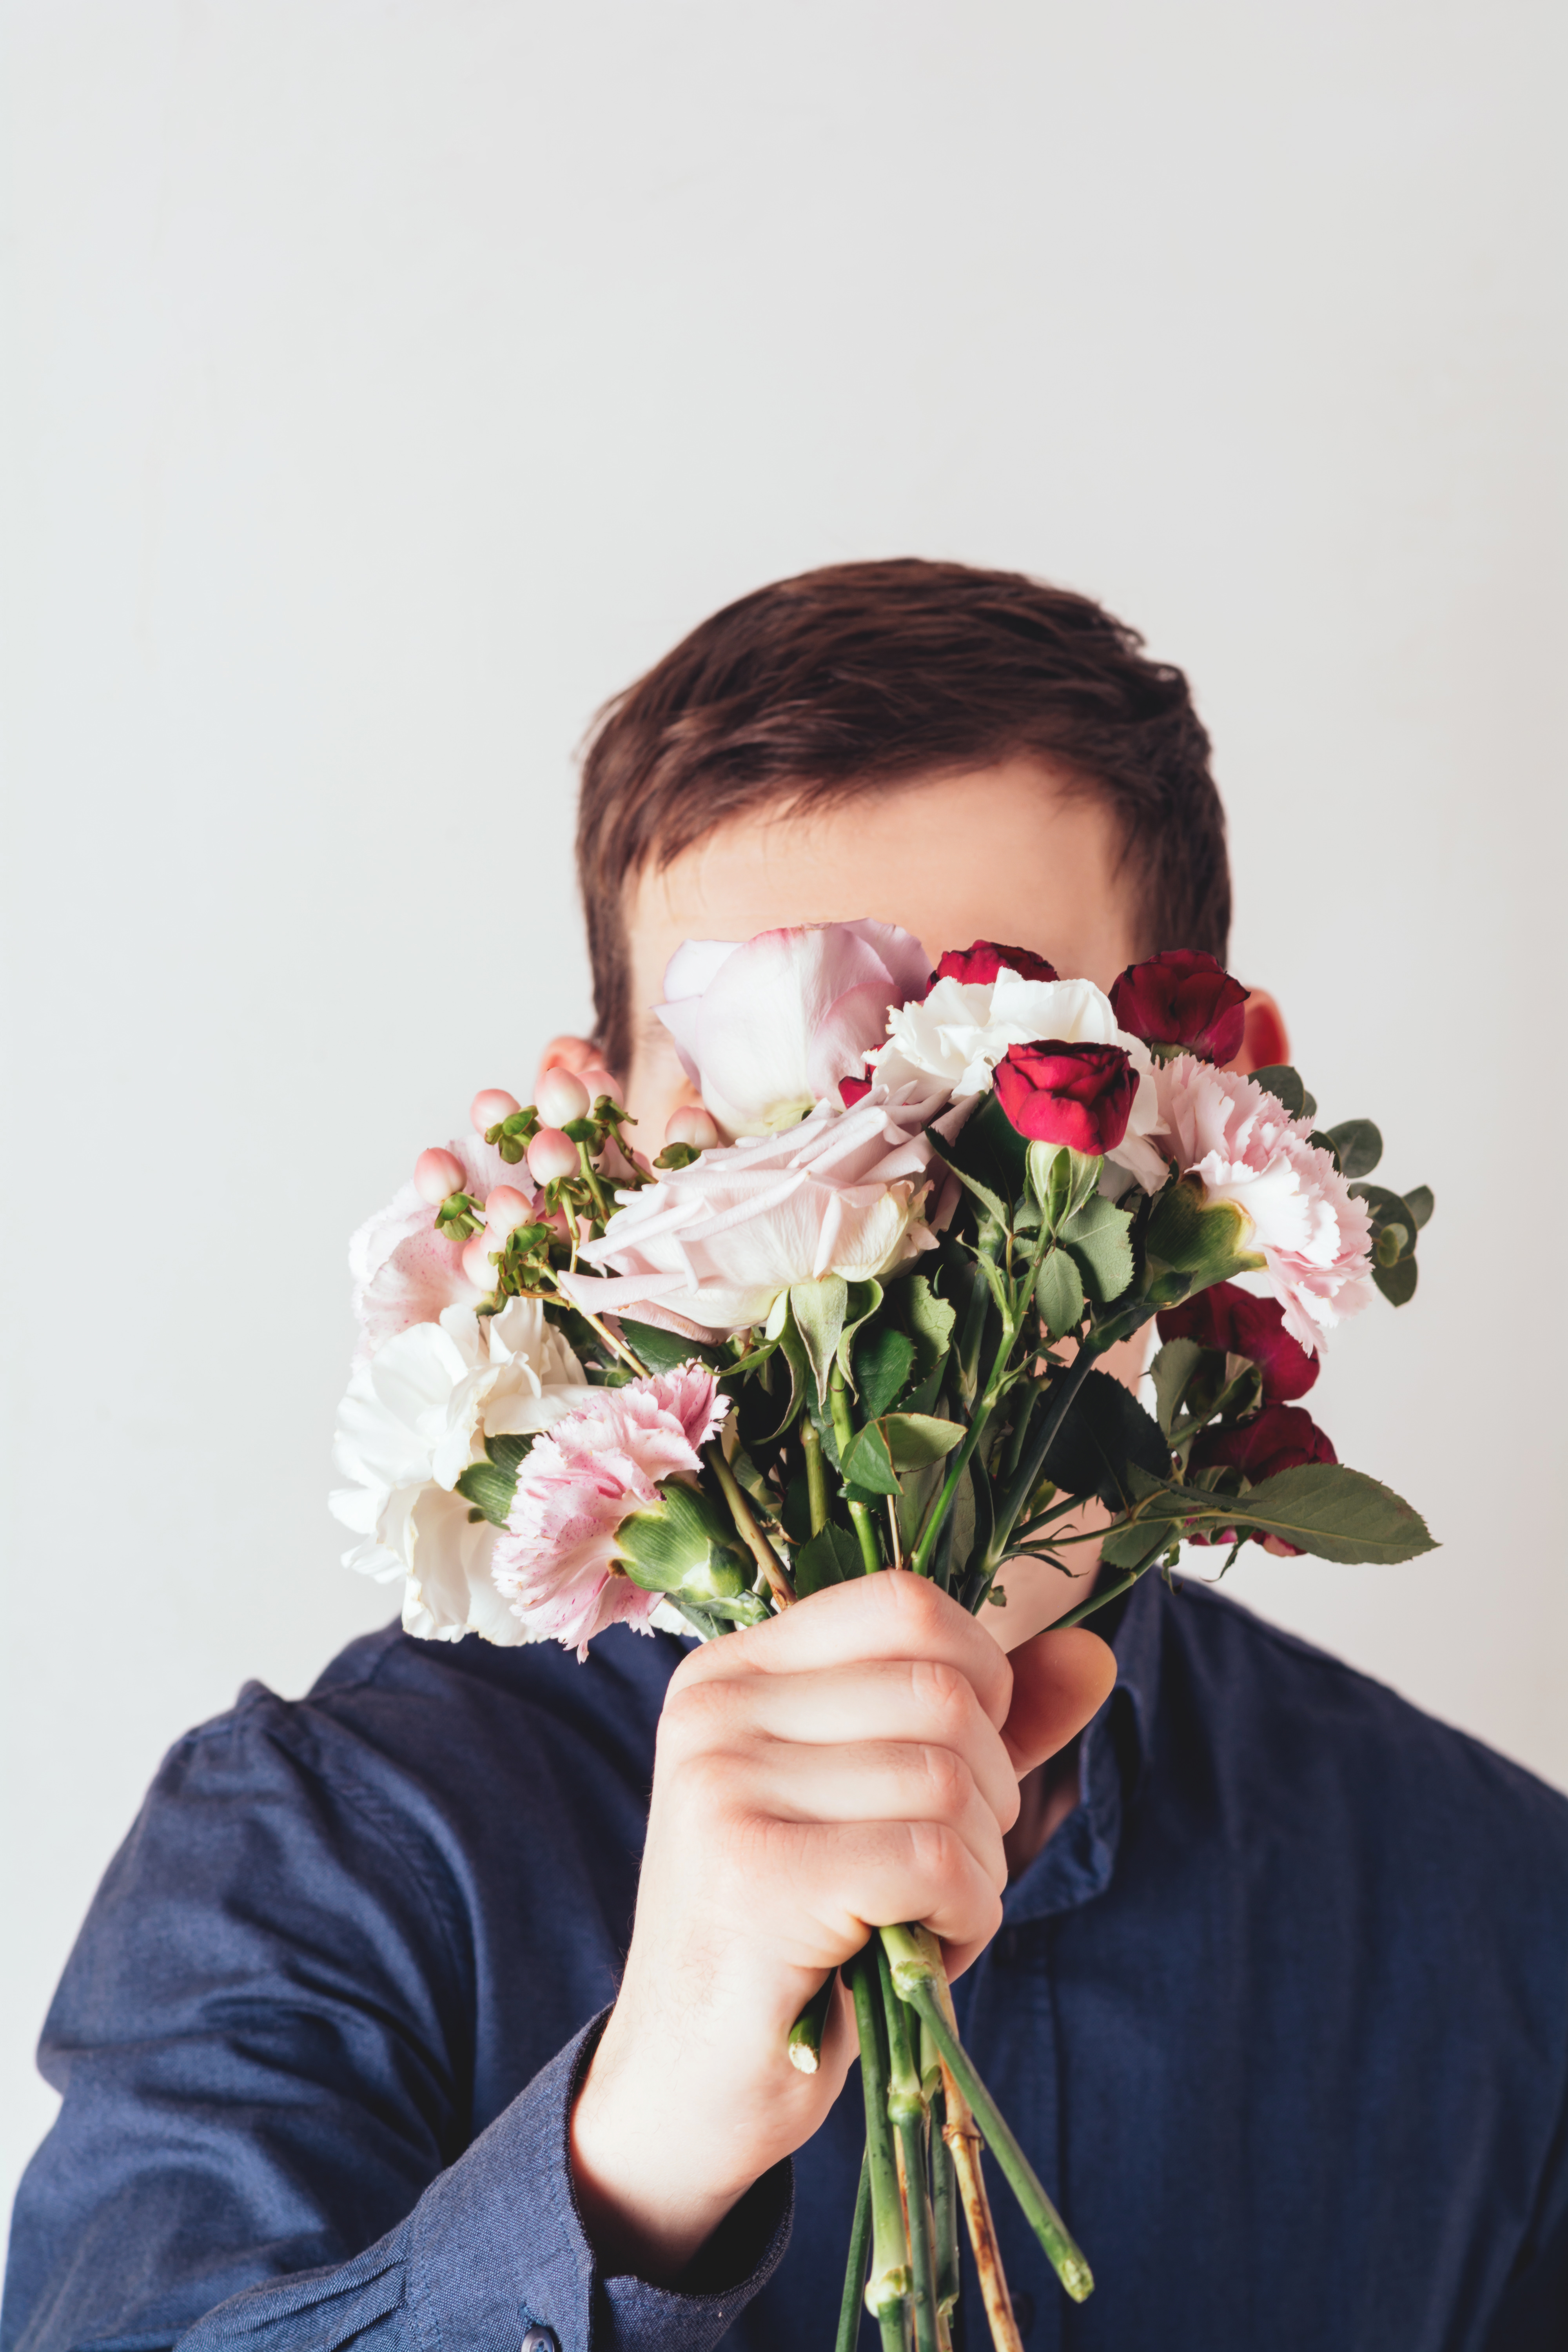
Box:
789, 1276, 849, 1412
1349, 1183, 1419, 1263
946, 1088, 1028, 1206
1403, 1184, 1435, 1231
794, 1521, 866, 1596
902, 1276, 957, 1381
454, 1458, 519, 1527
1040, 1368, 1173, 1509
1149, 1338, 1205, 1439
1325, 1119, 1383, 1179
1035, 1246, 1086, 1342
1057, 1195, 1136, 1305
619, 1318, 724, 1374
880, 1413, 965, 1470
1373, 1255, 1419, 1306
1250, 1064, 1317, 1121
928, 1135, 1010, 1230
1097, 1514, 1179, 1573
838, 1420, 902, 1495
1137, 1463, 1436, 1562
835, 1279, 885, 1387
485, 1431, 535, 1477
856, 1327, 916, 1421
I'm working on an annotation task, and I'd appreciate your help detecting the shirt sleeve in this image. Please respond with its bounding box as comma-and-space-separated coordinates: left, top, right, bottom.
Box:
1, 1689, 790, 2352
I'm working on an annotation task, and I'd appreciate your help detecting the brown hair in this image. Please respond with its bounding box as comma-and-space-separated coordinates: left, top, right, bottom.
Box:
576, 557, 1229, 1075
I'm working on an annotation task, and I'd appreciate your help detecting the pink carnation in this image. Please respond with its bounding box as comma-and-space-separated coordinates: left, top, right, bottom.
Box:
490, 1364, 729, 1657
1153, 1057, 1375, 1356
348, 1132, 522, 1364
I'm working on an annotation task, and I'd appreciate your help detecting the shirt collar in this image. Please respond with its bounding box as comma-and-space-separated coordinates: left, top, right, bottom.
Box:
1001, 1567, 1165, 1925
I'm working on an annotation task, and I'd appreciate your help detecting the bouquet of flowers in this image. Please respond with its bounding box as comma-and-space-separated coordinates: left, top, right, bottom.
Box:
332, 924, 1435, 2352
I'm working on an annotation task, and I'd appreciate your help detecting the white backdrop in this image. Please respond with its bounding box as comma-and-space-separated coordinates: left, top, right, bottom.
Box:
4, 0, 1564, 2248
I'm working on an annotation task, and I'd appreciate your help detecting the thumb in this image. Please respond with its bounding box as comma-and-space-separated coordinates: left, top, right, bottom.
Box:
1000, 1626, 1118, 1780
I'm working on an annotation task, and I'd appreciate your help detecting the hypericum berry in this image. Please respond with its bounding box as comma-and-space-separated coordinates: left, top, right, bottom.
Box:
581, 1065, 623, 1107
414, 1147, 466, 1205
471, 1087, 521, 1132
527, 1127, 580, 1185
664, 1104, 720, 1151
535, 1068, 592, 1127
461, 1234, 497, 1290
485, 1185, 534, 1238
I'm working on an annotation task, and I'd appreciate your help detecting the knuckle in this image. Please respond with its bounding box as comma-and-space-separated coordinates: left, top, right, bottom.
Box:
909, 1655, 971, 1735
882, 1570, 949, 1643
918, 1742, 971, 1820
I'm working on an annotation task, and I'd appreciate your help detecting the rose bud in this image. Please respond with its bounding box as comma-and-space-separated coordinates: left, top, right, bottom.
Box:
1109, 949, 1249, 1066
581, 1065, 624, 1108
460, 1233, 498, 1290
535, 1067, 592, 1127
471, 1087, 521, 1132
664, 1105, 720, 1151
1187, 1402, 1336, 1554
838, 1069, 873, 1107
485, 1185, 535, 1238
993, 1039, 1136, 1155
527, 1126, 580, 1185
926, 940, 1058, 993
414, 1146, 466, 1206
1157, 1279, 1319, 1401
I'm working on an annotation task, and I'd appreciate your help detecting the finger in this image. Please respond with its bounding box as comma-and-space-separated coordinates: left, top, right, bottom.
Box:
660, 1657, 1020, 1829
672, 1570, 1014, 1729
727, 1739, 1008, 1891
999, 1626, 1118, 1780
767, 1815, 1006, 1957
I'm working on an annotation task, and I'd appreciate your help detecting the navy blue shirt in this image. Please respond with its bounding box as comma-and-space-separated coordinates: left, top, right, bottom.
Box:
6, 1577, 1568, 2352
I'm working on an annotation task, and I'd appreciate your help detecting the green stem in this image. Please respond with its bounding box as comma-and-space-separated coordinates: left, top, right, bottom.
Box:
800, 1416, 829, 1536
879, 1926, 1094, 2306
1050, 1559, 1158, 1629
830, 1367, 886, 1577
877, 1939, 940, 2352
930, 2089, 960, 2321
848, 1947, 911, 2350
836, 2147, 874, 2352
983, 1344, 1102, 1576
787, 1971, 836, 2074
909, 1307, 1021, 1580
575, 1140, 613, 1226
704, 1444, 795, 1608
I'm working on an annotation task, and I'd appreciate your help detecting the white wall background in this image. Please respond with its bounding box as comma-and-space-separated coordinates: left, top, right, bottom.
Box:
3, 0, 1564, 2249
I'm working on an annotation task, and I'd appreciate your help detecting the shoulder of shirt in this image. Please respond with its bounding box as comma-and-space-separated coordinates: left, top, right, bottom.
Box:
1158, 1577, 1568, 1835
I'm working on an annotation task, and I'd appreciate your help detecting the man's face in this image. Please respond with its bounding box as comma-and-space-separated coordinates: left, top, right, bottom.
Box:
620, 756, 1141, 1143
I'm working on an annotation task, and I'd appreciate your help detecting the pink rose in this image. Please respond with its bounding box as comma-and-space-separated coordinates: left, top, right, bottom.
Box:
490, 1365, 728, 1656
348, 1132, 522, 1364
655, 920, 933, 1138
561, 1087, 940, 1338
1152, 1057, 1374, 1356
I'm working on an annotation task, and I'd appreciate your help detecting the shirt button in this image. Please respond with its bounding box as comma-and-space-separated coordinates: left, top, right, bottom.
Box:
520, 2330, 559, 2351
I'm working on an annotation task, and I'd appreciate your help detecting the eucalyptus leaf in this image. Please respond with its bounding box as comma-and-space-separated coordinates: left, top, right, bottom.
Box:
1250, 1064, 1317, 1121
1057, 1194, 1136, 1305
1325, 1118, 1383, 1180
1403, 1184, 1435, 1230
1035, 1246, 1086, 1342
793, 1521, 865, 1597
1373, 1255, 1419, 1307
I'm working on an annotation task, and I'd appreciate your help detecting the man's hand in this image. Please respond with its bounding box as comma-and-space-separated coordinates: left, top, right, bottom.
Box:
569, 1572, 1116, 2281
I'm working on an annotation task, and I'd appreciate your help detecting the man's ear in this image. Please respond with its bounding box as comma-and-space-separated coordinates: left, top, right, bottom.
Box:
1226, 990, 1290, 1076
536, 1034, 611, 1090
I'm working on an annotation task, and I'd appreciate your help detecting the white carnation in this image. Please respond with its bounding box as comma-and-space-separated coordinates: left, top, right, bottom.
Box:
330, 1296, 588, 1644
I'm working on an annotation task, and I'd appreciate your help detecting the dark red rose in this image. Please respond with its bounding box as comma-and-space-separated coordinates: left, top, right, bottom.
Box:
1109, 949, 1249, 1065
1187, 1402, 1336, 1553
926, 940, 1060, 994
993, 1039, 1136, 1155
838, 1070, 873, 1107
1156, 1279, 1319, 1401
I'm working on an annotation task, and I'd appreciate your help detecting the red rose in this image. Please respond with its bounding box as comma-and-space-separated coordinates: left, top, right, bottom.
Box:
993, 1040, 1136, 1155
838, 1070, 873, 1107
1156, 1279, 1318, 1401
926, 940, 1060, 994
1109, 949, 1249, 1065
1187, 1402, 1336, 1553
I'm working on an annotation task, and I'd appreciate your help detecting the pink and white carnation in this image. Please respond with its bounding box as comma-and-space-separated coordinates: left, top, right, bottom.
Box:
348, 1131, 522, 1364
330, 1296, 588, 1644
1153, 1056, 1376, 1354
657, 920, 933, 1139
559, 1084, 942, 1339
870, 966, 1169, 1192
491, 1365, 729, 1656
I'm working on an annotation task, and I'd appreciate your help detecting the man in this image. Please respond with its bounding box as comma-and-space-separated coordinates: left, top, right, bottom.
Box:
7, 561, 1566, 2350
